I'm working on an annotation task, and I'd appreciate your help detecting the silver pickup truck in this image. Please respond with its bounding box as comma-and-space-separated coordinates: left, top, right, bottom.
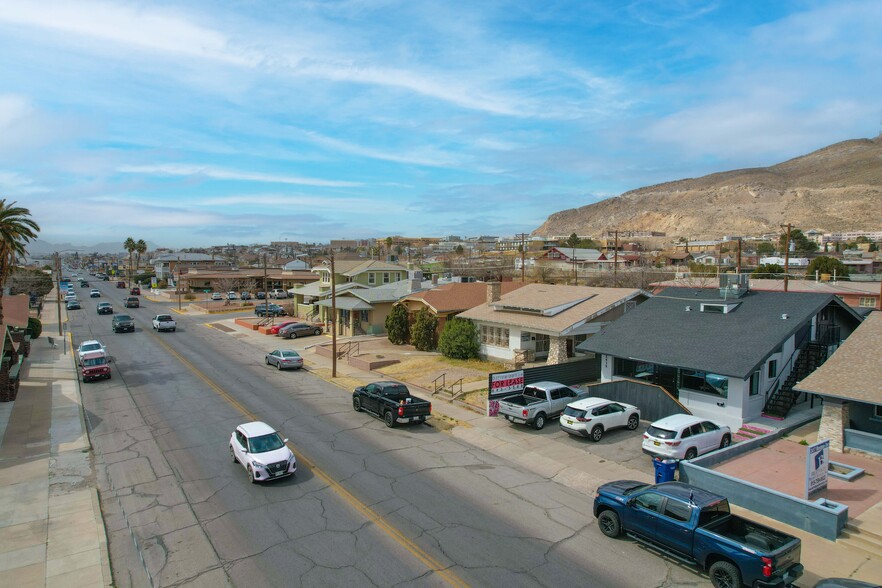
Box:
498, 381, 588, 430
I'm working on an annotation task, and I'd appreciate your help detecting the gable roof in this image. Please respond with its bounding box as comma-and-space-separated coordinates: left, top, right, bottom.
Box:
400, 282, 526, 314
542, 247, 606, 261
577, 287, 862, 379
795, 311, 881, 404
312, 259, 409, 277
458, 284, 646, 335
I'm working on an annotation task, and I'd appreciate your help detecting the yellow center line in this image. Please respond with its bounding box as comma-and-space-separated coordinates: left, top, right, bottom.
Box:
150, 335, 468, 588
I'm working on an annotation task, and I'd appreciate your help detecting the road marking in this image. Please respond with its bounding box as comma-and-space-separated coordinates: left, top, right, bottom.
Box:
149, 335, 467, 588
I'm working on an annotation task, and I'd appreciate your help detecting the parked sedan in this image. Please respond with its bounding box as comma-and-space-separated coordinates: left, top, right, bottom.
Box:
96, 302, 113, 315
254, 304, 286, 317
269, 320, 299, 335
210, 292, 223, 301
240, 292, 252, 300
264, 350, 304, 370
642, 414, 732, 461
278, 322, 323, 339
229, 421, 297, 483
560, 397, 640, 441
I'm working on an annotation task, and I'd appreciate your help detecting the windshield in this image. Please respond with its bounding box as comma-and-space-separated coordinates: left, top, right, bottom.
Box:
82, 357, 107, 367
81, 344, 101, 352
116, 315, 132, 321
647, 425, 677, 440
563, 406, 587, 418
249, 433, 285, 454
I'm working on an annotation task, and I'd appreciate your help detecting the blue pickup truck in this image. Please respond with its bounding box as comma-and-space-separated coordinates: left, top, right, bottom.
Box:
594, 480, 803, 588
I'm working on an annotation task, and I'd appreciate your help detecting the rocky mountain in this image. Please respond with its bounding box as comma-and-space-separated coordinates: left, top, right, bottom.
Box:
26, 239, 160, 256
534, 135, 882, 239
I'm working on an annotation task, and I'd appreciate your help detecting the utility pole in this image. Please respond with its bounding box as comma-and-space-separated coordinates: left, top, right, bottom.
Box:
781, 224, 792, 292
177, 256, 182, 311
613, 229, 619, 287
516, 233, 528, 283
736, 238, 742, 275
54, 252, 62, 336
262, 254, 269, 318
330, 251, 337, 378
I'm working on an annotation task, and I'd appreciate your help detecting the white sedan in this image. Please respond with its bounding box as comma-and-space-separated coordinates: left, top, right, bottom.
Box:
560, 397, 641, 442
230, 422, 297, 483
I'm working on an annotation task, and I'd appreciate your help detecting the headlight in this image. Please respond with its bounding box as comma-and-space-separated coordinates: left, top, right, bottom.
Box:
251, 460, 265, 468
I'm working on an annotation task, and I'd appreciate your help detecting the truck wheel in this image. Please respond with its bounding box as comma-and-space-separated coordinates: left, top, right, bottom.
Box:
532, 413, 546, 430
384, 411, 396, 428
684, 448, 698, 460
627, 414, 639, 430
597, 510, 621, 538
353, 397, 362, 412
708, 560, 741, 588
590, 425, 604, 442
720, 434, 731, 449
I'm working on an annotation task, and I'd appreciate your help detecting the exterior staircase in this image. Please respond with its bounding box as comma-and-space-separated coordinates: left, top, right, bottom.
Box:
839, 520, 882, 559
763, 342, 828, 418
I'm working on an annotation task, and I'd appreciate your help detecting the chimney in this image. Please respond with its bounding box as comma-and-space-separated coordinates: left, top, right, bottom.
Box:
487, 281, 501, 304
410, 278, 421, 292
431, 274, 438, 286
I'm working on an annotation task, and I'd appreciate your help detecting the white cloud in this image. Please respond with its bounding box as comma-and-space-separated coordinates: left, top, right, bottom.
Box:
0, 171, 50, 195
197, 194, 378, 212
117, 164, 363, 188
0, 94, 34, 129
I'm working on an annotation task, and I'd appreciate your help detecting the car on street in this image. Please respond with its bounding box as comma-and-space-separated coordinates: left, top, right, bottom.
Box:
264, 350, 303, 370
594, 480, 803, 588
66, 299, 82, 310
211, 292, 223, 301
269, 320, 298, 335
278, 322, 323, 339
80, 350, 112, 382
116, 281, 126, 288
77, 340, 106, 363
229, 421, 297, 483
124, 296, 140, 308
254, 304, 286, 317
111, 314, 135, 333
642, 414, 732, 461
96, 302, 113, 315
151, 314, 176, 332
90, 289, 101, 297
130, 287, 140, 295
560, 397, 641, 441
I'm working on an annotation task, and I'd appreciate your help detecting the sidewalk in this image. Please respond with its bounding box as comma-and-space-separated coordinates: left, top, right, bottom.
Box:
0, 291, 112, 587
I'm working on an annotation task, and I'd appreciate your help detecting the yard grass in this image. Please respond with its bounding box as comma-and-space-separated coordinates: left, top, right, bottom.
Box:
377, 355, 505, 387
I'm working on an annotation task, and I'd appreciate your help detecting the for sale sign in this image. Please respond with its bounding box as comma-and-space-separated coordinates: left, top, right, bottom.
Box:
805, 439, 830, 498
487, 370, 524, 417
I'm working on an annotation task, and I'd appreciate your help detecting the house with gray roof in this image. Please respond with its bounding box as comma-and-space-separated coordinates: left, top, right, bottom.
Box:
577, 275, 863, 429
314, 277, 430, 336
795, 311, 882, 455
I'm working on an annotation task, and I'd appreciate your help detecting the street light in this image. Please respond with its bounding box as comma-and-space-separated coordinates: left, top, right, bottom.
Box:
322, 251, 337, 378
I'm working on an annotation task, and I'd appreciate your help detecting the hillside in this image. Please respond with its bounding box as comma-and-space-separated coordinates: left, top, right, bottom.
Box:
534, 136, 882, 239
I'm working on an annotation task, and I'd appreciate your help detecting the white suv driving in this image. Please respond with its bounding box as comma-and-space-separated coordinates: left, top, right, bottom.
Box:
229, 422, 297, 483
642, 414, 731, 460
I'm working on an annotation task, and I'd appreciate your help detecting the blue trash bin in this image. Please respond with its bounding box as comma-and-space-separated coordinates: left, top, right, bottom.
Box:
653, 458, 677, 483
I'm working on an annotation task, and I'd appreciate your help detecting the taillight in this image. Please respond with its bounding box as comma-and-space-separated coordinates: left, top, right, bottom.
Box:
576, 417, 592, 423
761, 556, 773, 578
398, 406, 405, 417
643, 434, 648, 439
522, 409, 528, 418
665, 441, 681, 446
428, 404, 432, 414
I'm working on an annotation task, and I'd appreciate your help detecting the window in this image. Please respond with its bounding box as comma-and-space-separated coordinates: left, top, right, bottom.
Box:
480, 325, 509, 346
321, 271, 330, 284
860, 297, 877, 308
680, 370, 728, 397
664, 500, 692, 523
368, 273, 376, 285
634, 493, 664, 512
383, 272, 391, 284
874, 405, 882, 419
768, 360, 777, 379
700, 421, 719, 433
749, 371, 760, 396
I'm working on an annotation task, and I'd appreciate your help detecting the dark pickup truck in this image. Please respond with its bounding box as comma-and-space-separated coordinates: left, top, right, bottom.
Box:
594, 480, 803, 588
352, 381, 431, 428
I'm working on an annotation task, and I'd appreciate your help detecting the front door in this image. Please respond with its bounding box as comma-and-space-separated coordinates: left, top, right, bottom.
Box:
656, 366, 679, 398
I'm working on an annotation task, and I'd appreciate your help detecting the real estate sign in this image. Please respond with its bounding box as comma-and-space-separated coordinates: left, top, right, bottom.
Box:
487, 370, 524, 416
805, 439, 830, 498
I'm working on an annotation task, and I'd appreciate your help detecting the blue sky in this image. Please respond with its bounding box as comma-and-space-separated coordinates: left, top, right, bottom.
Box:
2, 0, 880, 248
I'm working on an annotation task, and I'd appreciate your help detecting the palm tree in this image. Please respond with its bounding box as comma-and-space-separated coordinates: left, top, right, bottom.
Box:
123, 237, 136, 287
135, 239, 147, 280
0, 199, 40, 326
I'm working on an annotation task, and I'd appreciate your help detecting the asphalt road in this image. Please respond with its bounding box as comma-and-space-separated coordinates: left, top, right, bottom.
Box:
66, 280, 706, 588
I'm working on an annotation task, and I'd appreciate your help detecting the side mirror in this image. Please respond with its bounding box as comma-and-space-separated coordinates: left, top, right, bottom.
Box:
626, 498, 636, 507
283, 438, 289, 443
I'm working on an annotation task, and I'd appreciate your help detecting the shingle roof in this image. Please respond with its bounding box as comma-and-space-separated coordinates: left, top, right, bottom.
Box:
652, 278, 881, 296
401, 282, 526, 313
314, 259, 409, 276
795, 312, 881, 404
577, 288, 862, 379
458, 284, 645, 335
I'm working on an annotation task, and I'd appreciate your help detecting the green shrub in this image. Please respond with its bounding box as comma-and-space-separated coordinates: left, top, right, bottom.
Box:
385, 304, 409, 345
438, 317, 479, 360
411, 308, 438, 351
26, 317, 43, 339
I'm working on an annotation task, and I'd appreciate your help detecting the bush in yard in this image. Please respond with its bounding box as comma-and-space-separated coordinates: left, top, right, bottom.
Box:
411, 308, 438, 351
438, 317, 479, 360
26, 317, 42, 339
385, 303, 409, 345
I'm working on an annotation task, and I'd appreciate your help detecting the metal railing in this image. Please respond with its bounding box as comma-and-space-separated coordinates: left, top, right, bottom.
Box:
432, 374, 445, 394
337, 341, 359, 359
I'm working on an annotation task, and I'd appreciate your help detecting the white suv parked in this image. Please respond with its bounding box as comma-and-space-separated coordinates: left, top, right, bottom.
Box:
229, 422, 297, 483
642, 414, 731, 461
560, 397, 640, 441
270, 288, 288, 299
